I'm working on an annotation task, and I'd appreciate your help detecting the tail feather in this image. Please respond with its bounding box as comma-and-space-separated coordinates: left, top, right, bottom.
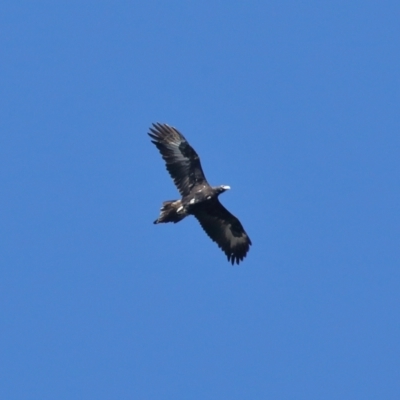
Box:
154, 200, 187, 224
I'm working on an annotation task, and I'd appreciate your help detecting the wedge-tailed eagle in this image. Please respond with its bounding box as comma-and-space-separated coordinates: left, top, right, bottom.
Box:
148, 123, 251, 265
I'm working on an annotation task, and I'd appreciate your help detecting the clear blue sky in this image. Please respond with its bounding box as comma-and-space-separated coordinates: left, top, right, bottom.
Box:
1, 2, 399, 399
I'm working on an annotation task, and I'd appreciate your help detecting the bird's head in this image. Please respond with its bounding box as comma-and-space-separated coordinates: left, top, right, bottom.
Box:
216, 185, 231, 195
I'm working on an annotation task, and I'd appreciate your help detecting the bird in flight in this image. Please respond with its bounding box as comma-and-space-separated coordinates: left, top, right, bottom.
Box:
148, 123, 251, 265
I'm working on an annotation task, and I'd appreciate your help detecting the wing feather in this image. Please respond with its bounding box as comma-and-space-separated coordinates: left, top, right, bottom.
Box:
194, 199, 251, 265
148, 123, 208, 196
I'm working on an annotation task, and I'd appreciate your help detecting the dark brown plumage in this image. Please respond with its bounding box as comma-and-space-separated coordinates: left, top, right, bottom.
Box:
149, 123, 251, 265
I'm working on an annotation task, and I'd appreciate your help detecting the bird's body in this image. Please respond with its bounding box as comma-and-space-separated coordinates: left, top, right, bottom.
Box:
149, 123, 251, 265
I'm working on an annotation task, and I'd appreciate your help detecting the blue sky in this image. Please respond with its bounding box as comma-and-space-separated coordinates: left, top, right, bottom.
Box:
1, 2, 399, 399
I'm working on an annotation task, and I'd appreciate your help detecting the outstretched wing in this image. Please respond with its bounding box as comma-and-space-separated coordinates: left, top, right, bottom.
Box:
148, 123, 208, 196
194, 199, 251, 265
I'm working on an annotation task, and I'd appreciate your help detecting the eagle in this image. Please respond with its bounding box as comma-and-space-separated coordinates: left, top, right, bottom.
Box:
148, 123, 251, 265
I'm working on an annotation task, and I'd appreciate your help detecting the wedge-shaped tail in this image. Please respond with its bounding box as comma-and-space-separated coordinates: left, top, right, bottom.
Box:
154, 200, 188, 224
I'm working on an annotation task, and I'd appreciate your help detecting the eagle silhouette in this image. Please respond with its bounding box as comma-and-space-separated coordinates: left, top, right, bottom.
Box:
149, 123, 251, 265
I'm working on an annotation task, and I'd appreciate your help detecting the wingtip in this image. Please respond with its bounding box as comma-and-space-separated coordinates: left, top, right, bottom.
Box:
150, 122, 171, 131
148, 123, 175, 141
227, 251, 247, 265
